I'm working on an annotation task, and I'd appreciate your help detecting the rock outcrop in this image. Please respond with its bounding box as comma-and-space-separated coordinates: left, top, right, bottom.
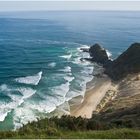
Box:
89, 44, 110, 65
105, 43, 140, 80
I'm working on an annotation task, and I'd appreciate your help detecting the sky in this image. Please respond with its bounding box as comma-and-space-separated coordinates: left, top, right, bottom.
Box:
0, 1, 140, 11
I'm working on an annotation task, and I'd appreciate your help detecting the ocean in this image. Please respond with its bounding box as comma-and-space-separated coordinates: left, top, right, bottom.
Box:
0, 11, 140, 130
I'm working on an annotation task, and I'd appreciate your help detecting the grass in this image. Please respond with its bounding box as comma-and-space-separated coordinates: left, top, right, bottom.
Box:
0, 128, 140, 139
61, 129, 140, 139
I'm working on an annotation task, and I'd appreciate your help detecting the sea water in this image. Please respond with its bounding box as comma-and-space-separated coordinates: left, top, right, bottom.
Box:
0, 11, 140, 130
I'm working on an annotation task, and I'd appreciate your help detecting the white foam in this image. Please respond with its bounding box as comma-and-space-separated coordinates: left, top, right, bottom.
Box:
14, 102, 59, 129
6, 87, 36, 105
0, 84, 36, 122
59, 66, 71, 73
83, 66, 94, 75
77, 45, 90, 52
13, 106, 38, 129
0, 112, 8, 122
51, 82, 70, 98
0, 84, 20, 122
48, 62, 56, 68
15, 71, 42, 85
66, 45, 94, 101
64, 66, 71, 73
13, 100, 57, 129
18, 88, 36, 100
29, 102, 56, 113
81, 45, 90, 49
60, 54, 72, 60
17, 88, 36, 106
0, 84, 10, 92
0, 102, 17, 122
64, 76, 75, 82
42, 82, 71, 110
73, 57, 91, 66
65, 69, 93, 101
106, 50, 112, 58
2, 87, 36, 127
72, 45, 92, 66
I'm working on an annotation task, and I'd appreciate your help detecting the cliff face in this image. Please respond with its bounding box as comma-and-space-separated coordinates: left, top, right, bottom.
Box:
105, 43, 140, 80
88, 43, 140, 81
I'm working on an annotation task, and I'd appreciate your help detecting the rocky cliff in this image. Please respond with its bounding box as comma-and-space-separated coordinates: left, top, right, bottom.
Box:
87, 43, 140, 81
105, 43, 140, 80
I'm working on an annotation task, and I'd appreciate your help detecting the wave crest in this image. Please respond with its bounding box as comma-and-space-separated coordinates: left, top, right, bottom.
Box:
0, 84, 36, 122
60, 54, 72, 60
48, 62, 56, 68
15, 71, 42, 85
106, 50, 112, 58
77, 45, 90, 52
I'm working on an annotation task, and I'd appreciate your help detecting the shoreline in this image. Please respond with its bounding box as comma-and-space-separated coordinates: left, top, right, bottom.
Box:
69, 74, 115, 118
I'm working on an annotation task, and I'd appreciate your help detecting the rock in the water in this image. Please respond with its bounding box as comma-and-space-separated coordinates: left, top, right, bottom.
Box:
89, 44, 110, 65
105, 43, 140, 80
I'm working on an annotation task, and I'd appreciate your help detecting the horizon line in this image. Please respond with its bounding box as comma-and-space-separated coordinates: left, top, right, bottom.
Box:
0, 9, 140, 12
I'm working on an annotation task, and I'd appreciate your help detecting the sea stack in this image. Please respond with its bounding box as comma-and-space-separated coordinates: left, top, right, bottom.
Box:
89, 43, 110, 65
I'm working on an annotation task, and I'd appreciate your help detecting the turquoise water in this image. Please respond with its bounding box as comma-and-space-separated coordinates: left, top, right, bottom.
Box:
0, 11, 140, 130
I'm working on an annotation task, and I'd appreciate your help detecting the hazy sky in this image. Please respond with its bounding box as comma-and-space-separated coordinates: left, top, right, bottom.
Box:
0, 1, 140, 11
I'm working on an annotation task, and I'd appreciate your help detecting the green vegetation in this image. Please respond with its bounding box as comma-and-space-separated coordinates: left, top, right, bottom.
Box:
0, 128, 140, 139
0, 115, 140, 139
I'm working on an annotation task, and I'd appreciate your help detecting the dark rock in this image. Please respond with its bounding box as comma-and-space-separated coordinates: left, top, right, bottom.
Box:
89, 44, 110, 65
105, 43, 140, 80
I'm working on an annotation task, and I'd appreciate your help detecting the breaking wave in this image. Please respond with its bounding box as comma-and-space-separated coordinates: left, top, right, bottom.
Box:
15, 71, 42, 85
48, 62, 56, 68
106, 50, 112, 58
59, 66, 72, 73
0, 84, 36, 122
77, 45, 90, 52
60, 54, 72, 60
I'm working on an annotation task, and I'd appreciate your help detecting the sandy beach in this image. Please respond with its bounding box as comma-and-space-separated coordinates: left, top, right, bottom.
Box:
70, 75, 113, 118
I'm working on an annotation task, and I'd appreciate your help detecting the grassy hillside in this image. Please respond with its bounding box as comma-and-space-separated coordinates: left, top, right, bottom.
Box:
0, 128, 140, 139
